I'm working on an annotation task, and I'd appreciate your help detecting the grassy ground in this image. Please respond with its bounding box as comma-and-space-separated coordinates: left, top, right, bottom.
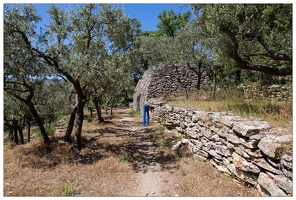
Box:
166, 87, 292, 129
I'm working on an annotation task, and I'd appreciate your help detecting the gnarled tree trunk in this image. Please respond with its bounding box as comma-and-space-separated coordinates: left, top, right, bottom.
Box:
64, 105, 77, 142
93, 96, 104, 122
72, 102, 85, 151
27, 101, 51, 144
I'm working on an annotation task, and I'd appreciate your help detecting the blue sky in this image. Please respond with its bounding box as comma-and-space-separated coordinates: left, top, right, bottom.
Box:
121, 4, 191, 31
32, 3, 191, 31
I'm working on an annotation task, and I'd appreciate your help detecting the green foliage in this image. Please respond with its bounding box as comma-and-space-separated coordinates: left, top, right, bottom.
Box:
35, 125, 56, 139
4, 3, 292, 148
156, 9, 191, 37
130, 109, 140, 118
118, 154, 134, 163
52, 183, 75, 196
196, 4, 292, 75
4, 4, 141, 147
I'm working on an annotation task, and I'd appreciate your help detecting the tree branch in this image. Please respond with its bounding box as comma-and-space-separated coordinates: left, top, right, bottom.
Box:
219, 26, 292, 76
4, 86, 30, 94
245, 31, 292, 61
4, 88, 26, 103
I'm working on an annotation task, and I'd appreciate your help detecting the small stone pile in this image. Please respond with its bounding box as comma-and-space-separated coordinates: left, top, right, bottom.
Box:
148, 98, 292, 196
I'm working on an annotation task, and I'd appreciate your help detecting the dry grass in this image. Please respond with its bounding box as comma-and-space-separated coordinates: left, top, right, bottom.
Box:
4, 108, 259, 196
166, 88, 292, 129
162, 157, 259, 196
4, 139, 138, 196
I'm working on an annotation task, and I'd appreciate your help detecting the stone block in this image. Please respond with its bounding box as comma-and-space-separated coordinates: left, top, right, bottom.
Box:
257, 172, 287, 196
209, 149, 223, 160
281, 154, 292, 169
233, 146, 251, 159
220, 115, 244, 127
233, 120, 271, 137
258, 135, 282, 160
187, 130, 199, 139
213, 144, 231, 157
253, 158, 282, 175
232, 152, 260, 173
274, 174, 293, 195
200, 127, 213, 139
226, 164, 258, 185
210, 159, 231, 175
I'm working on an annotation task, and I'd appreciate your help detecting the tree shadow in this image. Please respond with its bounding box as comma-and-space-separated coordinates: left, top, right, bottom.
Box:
83, 125, 181, 172
20, 116, 180, 171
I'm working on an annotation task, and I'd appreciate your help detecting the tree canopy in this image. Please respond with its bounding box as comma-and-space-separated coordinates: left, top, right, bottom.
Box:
4, 4, 140, 149
192, 4, 292, 76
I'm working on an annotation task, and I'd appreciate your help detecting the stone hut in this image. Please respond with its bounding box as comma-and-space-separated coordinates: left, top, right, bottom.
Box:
133, 66, 210, 112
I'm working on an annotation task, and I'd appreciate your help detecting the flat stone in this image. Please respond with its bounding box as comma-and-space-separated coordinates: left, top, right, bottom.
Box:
232, 152, 260, 173
274, 174, 293, 195
257, 172, 287, 196
210, 159, 231, 174
233, 119, 271, 137
209, 149, 223, 160
226, 133, 241, 144
226, 163, 258, 185
233, 146, 250, 159
243, 148, 263, 158
187, 130, 199, 139
241, 139, 259, 149
213, 144, 231, 157
281, 154, 292, 169
201, 127, 214, 139
194, 111, 211, 123
253, 158, 282, 175
220, 115, 244, 127
258, 136, 282, 160
217, 127, 231, 138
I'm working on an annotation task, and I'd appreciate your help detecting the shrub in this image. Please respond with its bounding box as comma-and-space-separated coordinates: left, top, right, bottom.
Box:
52, 183, 75, 196
118, 155, 134, 163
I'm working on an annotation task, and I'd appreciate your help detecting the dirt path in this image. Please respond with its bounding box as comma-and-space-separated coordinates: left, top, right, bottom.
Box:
78, 108, 259, 196
4, 107, 260, 196
104, 111, 175, 196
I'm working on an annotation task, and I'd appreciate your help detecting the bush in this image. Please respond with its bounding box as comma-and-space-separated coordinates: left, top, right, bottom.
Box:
129, 109, 140, 118
118, 155, 134, 163
35, 125, 56, 140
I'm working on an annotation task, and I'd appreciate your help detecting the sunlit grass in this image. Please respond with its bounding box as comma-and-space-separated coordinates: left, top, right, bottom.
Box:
166, 88, 292, 128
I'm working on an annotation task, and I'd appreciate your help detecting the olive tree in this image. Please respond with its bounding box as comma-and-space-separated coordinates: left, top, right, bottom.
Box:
192, 4, 292, 76
5, 4, 141, 150
4, 4, 52, 144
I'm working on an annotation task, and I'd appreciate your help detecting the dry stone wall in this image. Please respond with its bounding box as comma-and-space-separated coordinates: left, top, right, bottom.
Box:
239, 84, 292, 100
148, 98, 292, 196
133, 66, 291, 114
133, 66, 210, 112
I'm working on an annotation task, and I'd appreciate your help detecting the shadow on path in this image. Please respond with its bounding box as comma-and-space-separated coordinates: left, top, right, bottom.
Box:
81, 111, 180, 172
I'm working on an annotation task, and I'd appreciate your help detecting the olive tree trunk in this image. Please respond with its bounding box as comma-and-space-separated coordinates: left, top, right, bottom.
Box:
63, 105, 77, 142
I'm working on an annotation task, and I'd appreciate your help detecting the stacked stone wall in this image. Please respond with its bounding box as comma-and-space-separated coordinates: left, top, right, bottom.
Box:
133, 67, 292, 114
148, 98, 292, 196
133, 66, 210, 112
239, 84, 292, 100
